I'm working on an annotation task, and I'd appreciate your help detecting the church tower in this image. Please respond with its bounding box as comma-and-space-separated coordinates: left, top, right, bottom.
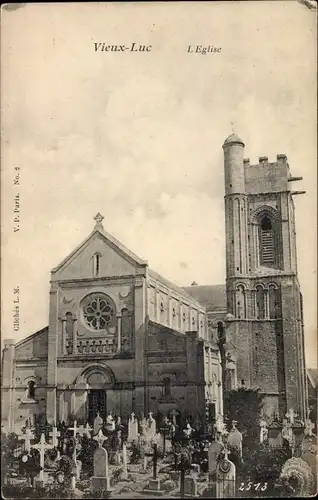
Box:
223, 133, 308, 422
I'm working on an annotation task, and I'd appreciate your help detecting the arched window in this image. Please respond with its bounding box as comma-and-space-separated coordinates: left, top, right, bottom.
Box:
269, 285, 280, 319
255, 285, 265, 319
121, 308, 132, 351
236, 285, 246, 319
162, 377, 172, 398
27, 380, 36, 399
65, 311, 74, 336
259, 216, 275, 266
93, 253, 101, 277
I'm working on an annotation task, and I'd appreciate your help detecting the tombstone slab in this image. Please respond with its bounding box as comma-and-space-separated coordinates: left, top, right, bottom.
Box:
184, 475, 199, 497
91, 446, 112, 493
216, 457, 236, 498
208, 441, 224, 477
143, 478, 165, 496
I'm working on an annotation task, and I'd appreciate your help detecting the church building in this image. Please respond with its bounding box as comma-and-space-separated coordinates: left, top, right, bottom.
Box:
2, 133, 308, 433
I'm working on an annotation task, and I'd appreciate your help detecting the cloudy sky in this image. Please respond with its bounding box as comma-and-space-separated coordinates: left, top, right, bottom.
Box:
1, 1, 317, 367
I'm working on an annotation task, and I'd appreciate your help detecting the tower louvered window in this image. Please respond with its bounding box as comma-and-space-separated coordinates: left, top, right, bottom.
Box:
260, 216, 274, 265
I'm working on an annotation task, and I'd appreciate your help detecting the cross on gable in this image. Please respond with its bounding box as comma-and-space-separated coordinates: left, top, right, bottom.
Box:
49, 427, 61, 448
93, 429, 107, 447
94, 213, 104, 227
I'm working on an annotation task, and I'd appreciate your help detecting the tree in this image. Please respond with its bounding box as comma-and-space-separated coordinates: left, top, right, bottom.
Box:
224, 387, 265, 450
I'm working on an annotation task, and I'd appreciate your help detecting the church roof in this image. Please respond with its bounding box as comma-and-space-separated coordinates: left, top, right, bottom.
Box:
149, 268, 205, 308
223, 133, 245, 146
182, 284, 226, 312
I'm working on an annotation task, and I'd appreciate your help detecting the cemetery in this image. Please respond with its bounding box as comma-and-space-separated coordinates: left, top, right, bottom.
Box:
1, 401, 317, 499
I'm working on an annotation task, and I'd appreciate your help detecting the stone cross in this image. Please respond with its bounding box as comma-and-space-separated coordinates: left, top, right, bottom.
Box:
85, 423, 93, 438
93, 429, 107, 448
20, 427, 34, 454
49, 427, 60, 448
68, 420, 80, 438
93, 212, 104, 226
286, 408, 297, 425
32, 433, 54, 483
130, 412, 135, 421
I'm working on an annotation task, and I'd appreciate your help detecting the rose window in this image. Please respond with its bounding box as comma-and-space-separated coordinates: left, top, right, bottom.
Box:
82, 293, 115, 330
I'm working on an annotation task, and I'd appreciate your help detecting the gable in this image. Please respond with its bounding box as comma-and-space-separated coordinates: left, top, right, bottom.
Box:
15, 327, 48, 360
52, 229, 146, 281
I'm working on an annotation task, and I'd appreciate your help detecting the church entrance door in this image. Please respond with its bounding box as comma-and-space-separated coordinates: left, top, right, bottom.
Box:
88, 390, 107, 424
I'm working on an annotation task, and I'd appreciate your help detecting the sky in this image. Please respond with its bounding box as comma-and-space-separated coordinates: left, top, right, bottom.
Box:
1, 1, 317, 367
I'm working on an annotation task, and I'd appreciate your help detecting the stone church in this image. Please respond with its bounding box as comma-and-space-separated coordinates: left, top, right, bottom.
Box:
2, 133, 308, 433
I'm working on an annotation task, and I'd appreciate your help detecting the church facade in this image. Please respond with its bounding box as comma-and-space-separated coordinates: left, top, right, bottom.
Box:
2, 214, 222, 433
2, 133, 308, 433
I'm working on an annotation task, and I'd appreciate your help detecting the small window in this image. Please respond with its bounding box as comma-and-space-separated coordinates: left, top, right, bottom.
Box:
93, 253, 101, 277
162, 377, 172, 398
255, 286, 265, 319
27, 381, 36, 399
269, 285, 280, 319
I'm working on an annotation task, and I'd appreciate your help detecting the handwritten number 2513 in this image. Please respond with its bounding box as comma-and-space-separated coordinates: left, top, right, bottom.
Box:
239, 482, 268, 491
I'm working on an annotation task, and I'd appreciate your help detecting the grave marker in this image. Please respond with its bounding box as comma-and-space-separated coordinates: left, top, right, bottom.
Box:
19, 427, 34, 454
216, 449, 236, 498
91, 446, 112, 493
227, 420, 243, 457
122, 442, 128, 480
93, 412, 103, 435
184, 475, 198, 497
32, 433, 54, 484
93, 429, 108, 448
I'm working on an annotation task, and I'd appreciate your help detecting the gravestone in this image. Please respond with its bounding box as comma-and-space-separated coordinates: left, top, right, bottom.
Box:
260, 420, 268, 444
227, 420, 243, 458
208, 439, 224, 477
122, 442, 129, 480
91, 446, 112, 493
106, 412, 115, 432
216, 451, 236, 498
128, 413, 139, 443
184, 475, 198, 497
93, 412, 103, 435
148, 412, 156, 438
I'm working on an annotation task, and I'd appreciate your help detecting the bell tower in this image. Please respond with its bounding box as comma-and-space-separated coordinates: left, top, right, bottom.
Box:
223, 133, 308, 422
